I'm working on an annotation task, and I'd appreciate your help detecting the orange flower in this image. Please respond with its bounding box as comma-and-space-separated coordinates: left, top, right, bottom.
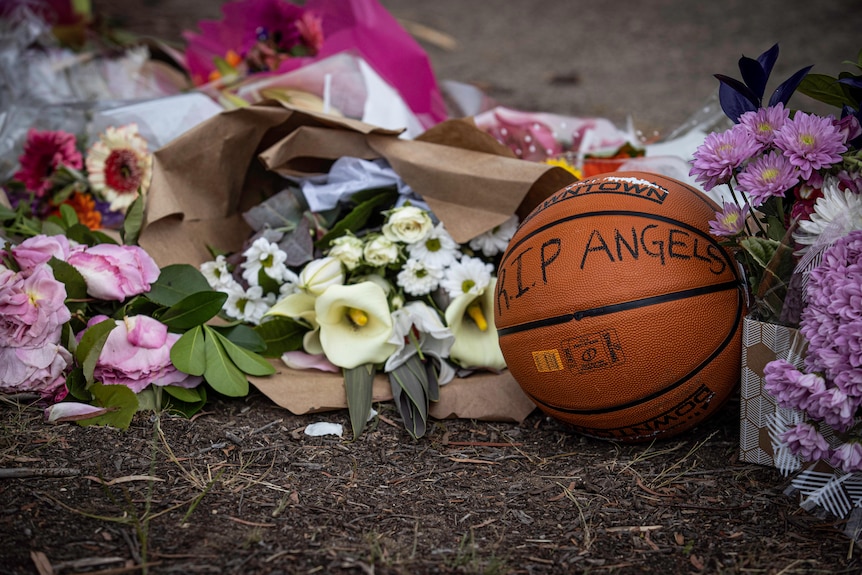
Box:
53, 192, 102, 230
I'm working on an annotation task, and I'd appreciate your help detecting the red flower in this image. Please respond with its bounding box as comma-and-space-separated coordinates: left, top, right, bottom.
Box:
13, 129, 82, 198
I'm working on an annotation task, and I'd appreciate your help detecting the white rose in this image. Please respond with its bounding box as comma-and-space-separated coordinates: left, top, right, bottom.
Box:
382, 206, 433, 244
328, 235, 364, 270
363, 235, 400, 267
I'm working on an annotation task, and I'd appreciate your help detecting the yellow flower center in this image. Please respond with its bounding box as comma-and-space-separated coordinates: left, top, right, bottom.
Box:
721, 212, 739, 226
756, 122, 772, 134
761, 167, 779, 182
461, 279, 476, 293
799, 133, 815, 147
347, 307, 368, 328
467, 302, 488, 331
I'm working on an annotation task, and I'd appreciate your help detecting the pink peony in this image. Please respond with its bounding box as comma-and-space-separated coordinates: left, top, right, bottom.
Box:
67, 244, 160, 301
0, 344, 71, 402
13, 129, 83, 198
91, 315, 202, 393
0, 265, 70, 348
11, 234, 73, 274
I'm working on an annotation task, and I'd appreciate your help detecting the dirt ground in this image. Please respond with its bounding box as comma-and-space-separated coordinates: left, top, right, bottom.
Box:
2, 390, 859, 575
4, 1, 862, 574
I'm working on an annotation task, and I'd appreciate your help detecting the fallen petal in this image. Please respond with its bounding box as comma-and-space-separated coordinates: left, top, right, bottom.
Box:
45, 402, 109, 423
304, 422, 344, 437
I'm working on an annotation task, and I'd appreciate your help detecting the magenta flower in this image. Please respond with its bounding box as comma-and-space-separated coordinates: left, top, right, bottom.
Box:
90, 315, 203, 394
764, 359, 826, 412
689, 123, 760, 190
708, 201, 747, 237
773, 111, 847, 180
738, 103, 790, 149
0, 344, 71, 402
67, 244, 160, 301
830, 441, 862, 474
13, 129, 83, 198
0, 265, 70, 349
735, 150, 799, 206
780, 422, 831, 462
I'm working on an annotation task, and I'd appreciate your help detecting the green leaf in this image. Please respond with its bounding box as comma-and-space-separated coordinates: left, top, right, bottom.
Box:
797, 73, 852, 108
316, 187, 398, 248
77, 383, 139, 429
344, 364, 376, 440
209, 328, 275, 377
48, 257, 88, 300
88, 230, 119, 246
203, 329, 249, 397
214, 323, 267, 353
389, 355, 430, 439
59, 203, 79, 228
65, 367, 90, 401
253, 317, 305, 357
159, 290, 228, 331
121, 195, 145, 246
164, 385, 208, 418
170, 325, 207, 376
147, 264, 213, 306
162, 384, 204, 403
76, 319, 116, 384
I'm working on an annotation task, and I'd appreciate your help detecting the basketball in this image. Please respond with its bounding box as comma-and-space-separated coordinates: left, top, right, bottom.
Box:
494, 171, 745, 442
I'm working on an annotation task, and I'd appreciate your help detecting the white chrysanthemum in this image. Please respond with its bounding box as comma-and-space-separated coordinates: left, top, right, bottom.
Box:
85, 124, 152, 213
397, 258, 444, 296
406, 223, 460, 268
469, 215, 519, 257
200, 255, 236, 290
794, 180, 862, 255
241, 237, 291, 285
225, 284, 276, 325
439, 256, 493, 299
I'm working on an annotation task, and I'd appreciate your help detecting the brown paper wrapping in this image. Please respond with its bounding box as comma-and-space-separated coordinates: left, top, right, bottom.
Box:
141, 100, 577, 422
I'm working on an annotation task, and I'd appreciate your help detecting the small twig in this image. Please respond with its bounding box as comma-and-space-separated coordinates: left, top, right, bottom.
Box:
250, 419, 283, 435
0, 467, 80, 479
444, 441, 524, 447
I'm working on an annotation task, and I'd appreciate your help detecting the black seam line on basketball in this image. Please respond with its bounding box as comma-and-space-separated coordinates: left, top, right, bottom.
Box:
499, 210, 739, 277
496, 280, 742, 337
522, 286, 745, 417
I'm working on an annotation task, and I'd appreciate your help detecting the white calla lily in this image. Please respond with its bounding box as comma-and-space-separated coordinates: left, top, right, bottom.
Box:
265, 291, 323, 355
444, 278, 506, 370
385, 301, 456, 384
315, 282, 397, 369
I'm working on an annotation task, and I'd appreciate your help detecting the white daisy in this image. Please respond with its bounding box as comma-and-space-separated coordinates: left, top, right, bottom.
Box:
794, 180, 862, 255
407, 223, 460, 268
241, 237, 290, 285
439, 256, 493, 299
225, 284, 277, 325
397, 258, 444, 296
200, 255, 235, 290
469, 215, 519, 257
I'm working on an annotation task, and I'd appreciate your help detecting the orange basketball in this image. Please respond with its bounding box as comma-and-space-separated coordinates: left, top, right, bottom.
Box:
495, 171, 745, 442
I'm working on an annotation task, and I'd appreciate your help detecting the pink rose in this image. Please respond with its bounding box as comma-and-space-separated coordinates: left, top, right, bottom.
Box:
0, 344, 71, 401
11, 234, 73, 274
0, 264, 70, 348
67, 244, 160, 301
92, 315, 202, 393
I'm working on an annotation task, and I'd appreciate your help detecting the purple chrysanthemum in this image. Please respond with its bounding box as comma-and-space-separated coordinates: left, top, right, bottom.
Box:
780, 421, 831, 462
689, 123, 760, 191
764, 359, 826, 412
735, 150, 799, 206
773, 111, 847, 180
738, 103, 790, 150
830, 441, 862, 473
708, 201, 747, 237
801, 230, 862, 393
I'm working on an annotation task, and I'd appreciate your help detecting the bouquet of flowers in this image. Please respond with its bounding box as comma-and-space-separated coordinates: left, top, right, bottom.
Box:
198, 156, 517, 439
2, 124, 153, 232
690, 44, 862, 527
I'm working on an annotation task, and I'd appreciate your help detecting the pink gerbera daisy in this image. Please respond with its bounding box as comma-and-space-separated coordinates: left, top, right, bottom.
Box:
13, 129, 82, 198
773, 111, 847, 180
85, 124, 152, 213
